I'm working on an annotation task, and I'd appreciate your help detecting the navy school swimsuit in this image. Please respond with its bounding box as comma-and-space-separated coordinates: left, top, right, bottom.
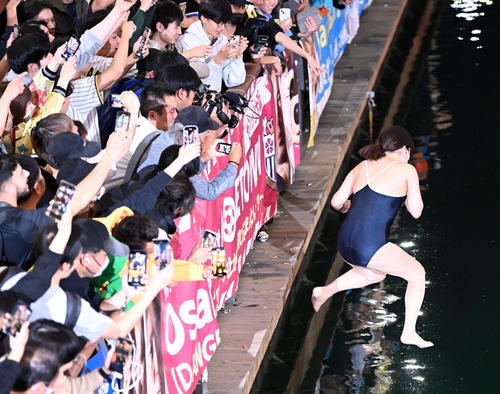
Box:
338, 161, 407, 267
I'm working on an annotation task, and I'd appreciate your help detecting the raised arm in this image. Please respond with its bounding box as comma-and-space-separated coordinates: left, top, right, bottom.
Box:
89, 0, 135, 44
405, 165, 423, 218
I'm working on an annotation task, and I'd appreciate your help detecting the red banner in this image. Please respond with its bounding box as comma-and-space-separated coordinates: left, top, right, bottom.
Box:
131, 75, 279, 393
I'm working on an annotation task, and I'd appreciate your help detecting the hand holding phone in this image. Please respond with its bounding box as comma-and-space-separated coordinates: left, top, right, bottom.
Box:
1, 302, 31, 336
216, 142, 232, 155
128, 251, 147, 287
279, 8, 291, 22
202, 230, 217, 248
47, 180, 76, 220
251, 35, 268, 54
62, 36, 80, 61
229, 35, 240, 50
136, 27, 151, 59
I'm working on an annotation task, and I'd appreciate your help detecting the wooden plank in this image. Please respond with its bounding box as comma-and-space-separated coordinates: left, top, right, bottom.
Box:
207, 1, 409, 392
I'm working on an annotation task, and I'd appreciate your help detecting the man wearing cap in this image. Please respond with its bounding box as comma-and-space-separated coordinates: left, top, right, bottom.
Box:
139, 105, 243, 201
0, 128, 132, 268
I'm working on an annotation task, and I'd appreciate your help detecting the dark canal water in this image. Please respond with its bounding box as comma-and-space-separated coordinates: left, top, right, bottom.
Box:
308, 1, 500, 393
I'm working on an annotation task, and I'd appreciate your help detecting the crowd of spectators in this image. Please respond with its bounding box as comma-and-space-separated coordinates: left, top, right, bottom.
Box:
0, 0, 352, 391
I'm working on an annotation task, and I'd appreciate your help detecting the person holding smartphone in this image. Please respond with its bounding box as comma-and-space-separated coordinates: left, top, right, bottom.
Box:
177, 0, 246, 92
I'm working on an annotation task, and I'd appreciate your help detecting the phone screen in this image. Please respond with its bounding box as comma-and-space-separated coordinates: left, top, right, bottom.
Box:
111, 94, 123, 108
183, 125, 199, 145
62, 36, 80, 60
47, 180, 76, 220
216, 142, 232, 155
211, 247, 227, 277
115, 111, 131, 131
153, 240, 171, 269
109, 337, 133, 374
252, 35, 268, 54
1, 302, 31, 336
128, 251, 147, 287
136, 27, 151, 58
202, 230, 217, 248
229, 35, 240, 50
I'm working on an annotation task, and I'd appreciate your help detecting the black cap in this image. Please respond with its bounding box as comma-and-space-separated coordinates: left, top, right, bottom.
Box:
76, 219, 129, 257
229, 0, 249, 5
47, 132, 100, 169
56, 158, 96, 185
332, 0, 346, 10
175, 106, 219, 133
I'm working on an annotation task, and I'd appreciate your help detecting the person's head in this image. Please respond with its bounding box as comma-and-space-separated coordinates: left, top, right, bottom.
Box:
229, 0, 247, 14
18, 21, 52, 37
152, 0, 184, 45
136, 48, 164, 79
0, 81, 36, 128
21, 0, 56, 36
157, 144, 200, 177
140, 83, 178, 130
112, 216, 159, 254
199, 0, 232, 39
13, 319, 85, 393
156, 175, 196, 218
15, 155, 46, 207
0, 155, 29, 199
359, 126, 414, 160
154, 64, 202, 110
255, 0, 278, 14
7, 32, 51, 76
45, 132, 100, 169
0, 291, 21, 327
31, 113, 77, 164
174, 105, 219, 135
80, 9, 120, 56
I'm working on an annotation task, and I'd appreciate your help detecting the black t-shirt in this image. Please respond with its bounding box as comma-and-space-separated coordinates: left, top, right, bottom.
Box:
60, 270, 103, 311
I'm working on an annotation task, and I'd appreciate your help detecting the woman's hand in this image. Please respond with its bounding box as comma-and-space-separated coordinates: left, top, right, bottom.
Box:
121, 20, 136, 41
250, 45, 267, 61
228, 141, 242, 166
58, 56, 78, 85
298, 17, 319, 38
279, 17, 293, 32
8, 322, 29, 363
119, 90, 140, 115
178, 141, 201, 165
187, 243, 212, 265
1, 73, 26, 102
237, 37, 249, 57
338, 200, 351, 213
213, 43, 238, 65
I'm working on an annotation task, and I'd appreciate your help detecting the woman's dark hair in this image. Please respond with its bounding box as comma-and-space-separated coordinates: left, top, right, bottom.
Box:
158, 144, 200, 177
199, 0, 231, 24
152, 0, 183, 32
359, 126, 414, 160
0, 290, 21, 318
31, 113, 75, 163
112, 216, 159, 251
156, 175, 196, 218
20, 0, 54, 23
31, 222, 85, 266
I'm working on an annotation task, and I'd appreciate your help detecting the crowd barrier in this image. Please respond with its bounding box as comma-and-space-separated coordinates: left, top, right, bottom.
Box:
96, 1, 373, 392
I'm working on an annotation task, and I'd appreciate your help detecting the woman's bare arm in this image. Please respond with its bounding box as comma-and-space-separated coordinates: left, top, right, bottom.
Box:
405, 165, 424, 218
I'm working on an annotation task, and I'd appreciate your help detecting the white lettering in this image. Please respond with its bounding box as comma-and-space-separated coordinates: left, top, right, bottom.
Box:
179, 300, 197, 341
165, 302, 185, 356
175, 362, 193, 392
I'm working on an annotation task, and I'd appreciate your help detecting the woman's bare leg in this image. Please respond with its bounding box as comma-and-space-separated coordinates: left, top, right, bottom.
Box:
367, 242, 433, 348
312, 264, 386, 312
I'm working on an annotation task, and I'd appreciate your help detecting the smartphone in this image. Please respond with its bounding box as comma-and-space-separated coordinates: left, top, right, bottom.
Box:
252, 35, 268, 54
216, 142, 231, 155
210, 37, 218, 46
115, 111, 131, 131
229, 35, 240, 50
279, 8, 291, 22
179, 1, 187, 14
111, 94, 123, 108
1, 302, 31, 336
211, 247, 227, 277
136, 27, 151, 59
201, 230, 217, 248
127, 251, 147, 287
47, 180, 76, 220
109, 337, 133, 375
62, 36, 80, 61
183, 125, 199, 145
153, 240, 171, 270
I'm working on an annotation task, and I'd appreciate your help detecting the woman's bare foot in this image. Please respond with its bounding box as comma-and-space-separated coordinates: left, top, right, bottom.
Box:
311, 287, 328, 312
400, 332, 434, 348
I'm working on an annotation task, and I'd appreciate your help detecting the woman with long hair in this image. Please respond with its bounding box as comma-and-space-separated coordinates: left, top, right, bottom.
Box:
312, 126, 433, 348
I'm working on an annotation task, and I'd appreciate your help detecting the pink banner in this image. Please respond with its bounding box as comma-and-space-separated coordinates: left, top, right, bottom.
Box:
154, 75, 278, 393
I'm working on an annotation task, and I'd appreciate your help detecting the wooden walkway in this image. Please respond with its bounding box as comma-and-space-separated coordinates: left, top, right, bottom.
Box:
207, 1, 408, 392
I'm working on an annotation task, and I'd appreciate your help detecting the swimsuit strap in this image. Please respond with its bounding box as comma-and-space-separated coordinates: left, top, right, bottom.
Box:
365, 160, 398, 186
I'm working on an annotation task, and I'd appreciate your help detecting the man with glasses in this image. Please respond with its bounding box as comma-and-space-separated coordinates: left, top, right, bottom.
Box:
177, 0, 246, 92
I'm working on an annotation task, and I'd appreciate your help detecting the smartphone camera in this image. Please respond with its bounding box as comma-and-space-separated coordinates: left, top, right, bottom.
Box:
183, 125, 199, 145
127, 251, 147, 287
47, 180, 76, 220
62, 36, 80, 61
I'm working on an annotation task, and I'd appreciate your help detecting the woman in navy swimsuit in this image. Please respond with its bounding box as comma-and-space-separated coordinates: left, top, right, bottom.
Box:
312, 126, 433, 348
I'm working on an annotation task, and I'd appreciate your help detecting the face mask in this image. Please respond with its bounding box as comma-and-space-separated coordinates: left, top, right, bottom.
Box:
230, 13, 245, 26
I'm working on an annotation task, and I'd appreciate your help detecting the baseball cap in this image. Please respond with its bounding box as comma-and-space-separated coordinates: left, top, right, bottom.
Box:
47, 132, 100, 169
175, 105, 219, 133
76, 219, 129, 258
56, 158, 96, 185
229, 0, 249, 6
